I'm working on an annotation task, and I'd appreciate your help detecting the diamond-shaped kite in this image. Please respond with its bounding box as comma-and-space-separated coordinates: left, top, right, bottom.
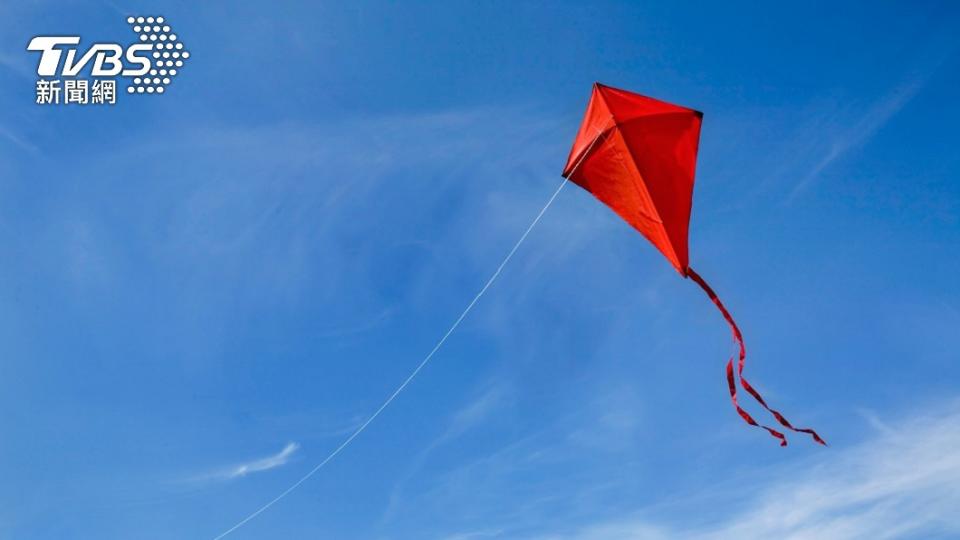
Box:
563, 83, 824, 446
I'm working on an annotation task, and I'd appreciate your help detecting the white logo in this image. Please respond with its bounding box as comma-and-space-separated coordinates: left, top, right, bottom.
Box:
27, 15, 190, 105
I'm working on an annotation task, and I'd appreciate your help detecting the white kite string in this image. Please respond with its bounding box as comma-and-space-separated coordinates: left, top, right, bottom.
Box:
211, 177, 569, 539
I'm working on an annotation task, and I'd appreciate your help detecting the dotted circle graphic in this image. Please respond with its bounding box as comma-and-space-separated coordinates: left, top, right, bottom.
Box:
125, 15, 190, 95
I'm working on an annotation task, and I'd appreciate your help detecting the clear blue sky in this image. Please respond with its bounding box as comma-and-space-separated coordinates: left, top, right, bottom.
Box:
2, 2, 959, 539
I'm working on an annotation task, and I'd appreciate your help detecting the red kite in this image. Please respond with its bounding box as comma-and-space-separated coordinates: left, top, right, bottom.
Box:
209, 83, 832, 540
562, 83, 824, 446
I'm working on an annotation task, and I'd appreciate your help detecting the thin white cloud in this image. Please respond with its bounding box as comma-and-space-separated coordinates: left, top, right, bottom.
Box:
227, 442, 300, 479
786, 80, 925, 202
187, 443, 300, 483
0, 125, 39, 154
784, 40, 957, 203
521, 400, 960, 540
382, 383, 514, 522
445, 384, 514, 440
380, 380, 652, 535
440, 529, 505, 540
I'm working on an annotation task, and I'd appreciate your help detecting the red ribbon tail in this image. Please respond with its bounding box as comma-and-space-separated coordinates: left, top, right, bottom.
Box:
738, 376, 827, 446
687, 266, 825, 447
727, 359, 787, 446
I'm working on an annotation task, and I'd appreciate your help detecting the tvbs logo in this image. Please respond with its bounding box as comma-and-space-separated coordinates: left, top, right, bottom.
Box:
28, 37, 153, 77
27, 16, 190, 105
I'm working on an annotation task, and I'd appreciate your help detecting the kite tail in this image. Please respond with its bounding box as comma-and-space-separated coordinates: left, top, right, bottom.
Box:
685, 267, 826, 446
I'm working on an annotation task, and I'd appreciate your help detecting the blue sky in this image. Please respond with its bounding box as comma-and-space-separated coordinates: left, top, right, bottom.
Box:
1, 1, 959, 539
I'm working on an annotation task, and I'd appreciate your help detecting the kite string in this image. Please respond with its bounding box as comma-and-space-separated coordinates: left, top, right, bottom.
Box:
211, 177, 570, 540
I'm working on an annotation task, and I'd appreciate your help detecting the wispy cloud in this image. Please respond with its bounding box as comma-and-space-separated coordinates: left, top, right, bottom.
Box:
195, 442, 300, 483
228, 442, 299, 479
783, 41, 957, 203
785, 80, 925, 202
380, 379, 651, 537
440, 529, 505, 540
517, 399, 960, 540
383, 383, 514, 522
0, 125, 39, 154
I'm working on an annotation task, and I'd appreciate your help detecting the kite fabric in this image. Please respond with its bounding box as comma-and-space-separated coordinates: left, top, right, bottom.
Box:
562, 83, 824, 446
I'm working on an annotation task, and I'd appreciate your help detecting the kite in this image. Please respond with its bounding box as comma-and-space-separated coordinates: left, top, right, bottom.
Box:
562, 83, 825, 446
212, 82, 829, 540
